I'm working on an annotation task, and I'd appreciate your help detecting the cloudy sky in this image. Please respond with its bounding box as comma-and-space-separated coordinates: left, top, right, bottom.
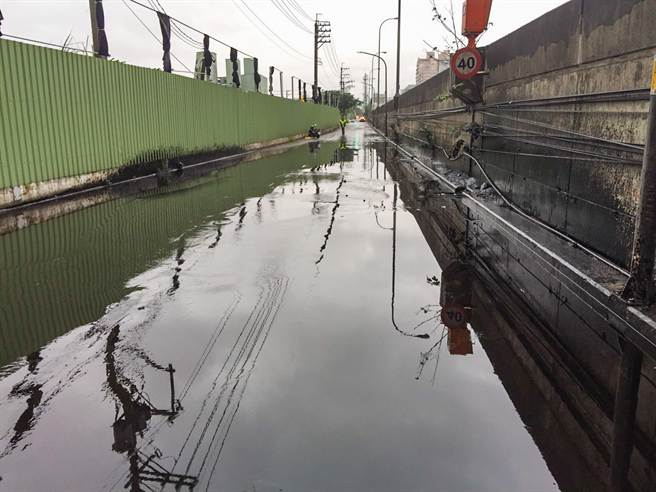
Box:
3, 0, 568, 98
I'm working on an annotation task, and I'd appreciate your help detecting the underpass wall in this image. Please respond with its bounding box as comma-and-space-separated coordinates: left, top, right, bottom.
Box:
374, 0, 655, 267
386, 153, 656, 492
0, 39, 339, 208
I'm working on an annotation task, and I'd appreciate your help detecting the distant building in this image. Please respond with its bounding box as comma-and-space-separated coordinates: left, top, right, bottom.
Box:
416, 51, 449, 85
216, 57, 267, 94
401, 84, 416, 95
241, 58, 268, 94
194, 52, 218, 82
372, 93, 392, 108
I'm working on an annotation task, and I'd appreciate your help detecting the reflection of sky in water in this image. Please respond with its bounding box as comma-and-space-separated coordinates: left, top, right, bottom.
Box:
0, 129, 557, 492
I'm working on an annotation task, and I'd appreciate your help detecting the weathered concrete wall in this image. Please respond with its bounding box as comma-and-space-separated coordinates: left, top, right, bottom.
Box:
375, 0, 655, 267
384, 148, 656, 492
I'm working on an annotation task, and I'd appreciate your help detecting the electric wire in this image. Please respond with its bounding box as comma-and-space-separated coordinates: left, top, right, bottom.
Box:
480, 110, 644, 152
175, 283, 273, 477
191, 279, 287, 481
147, 0, 203, 49
126, 0, 256, 58
482, 130, 640, 164
204, 279, 289, 489
233, 0, 311, 61
374, 127, 656, 359
393, 129, 629, 276
286, 0, 314, 21
270, 0, 313, 34
121, 0, 193, 72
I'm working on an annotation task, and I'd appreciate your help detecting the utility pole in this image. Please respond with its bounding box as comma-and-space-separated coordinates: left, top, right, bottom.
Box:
394, 0, 402, 110
363, 73, 369, 112
624, 54, 656, 305
370, 56, 375, 108
88, 0, 109, 58
279, 71, 284, 98
314, 15, 331, 103
339, 64, 353, 94
340, 65, 344, 93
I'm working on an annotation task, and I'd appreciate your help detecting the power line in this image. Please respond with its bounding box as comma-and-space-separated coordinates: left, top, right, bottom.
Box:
286, 0, 314, 22
270, 0, 313, 34
234, 0, 311, 61
147, 0, 203, 48
121, 0, 193, 72
125, 0, 256, 58
326, 43, 341, 76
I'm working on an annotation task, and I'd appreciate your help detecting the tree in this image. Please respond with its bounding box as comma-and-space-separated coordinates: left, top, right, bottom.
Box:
338, 92, 361, 117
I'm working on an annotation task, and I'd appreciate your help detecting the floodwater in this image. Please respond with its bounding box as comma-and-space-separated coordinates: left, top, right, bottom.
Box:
0, 124, 561, 491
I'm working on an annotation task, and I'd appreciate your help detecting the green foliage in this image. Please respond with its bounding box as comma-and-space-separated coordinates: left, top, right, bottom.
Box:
418, 123, 434, 147
338, 92, 362, 117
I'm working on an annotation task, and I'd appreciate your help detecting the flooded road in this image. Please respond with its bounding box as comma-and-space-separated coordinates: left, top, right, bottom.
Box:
0, 124, 560, 491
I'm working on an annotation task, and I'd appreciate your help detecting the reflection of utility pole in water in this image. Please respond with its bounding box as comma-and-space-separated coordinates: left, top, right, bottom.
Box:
439, 261, 473, 356
2, 351, 44, 456
391, 183, 430, 340
105, 325, 197, 491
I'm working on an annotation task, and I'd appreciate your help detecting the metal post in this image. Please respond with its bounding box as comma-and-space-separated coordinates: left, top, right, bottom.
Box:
624, 54, 656, 305
610, 341, 643, 492
88, 0, 108, 58
394, 0, 401, 111
313, 16, 319, 103
370, 56, 375, 109
378, 17, 397, 110
88, 0, 99, 54
167, 363, 176, 414
291, 76, 295, 99
358, 51, 388, 136
384, 58, 388, 137
280, 71, 284, 98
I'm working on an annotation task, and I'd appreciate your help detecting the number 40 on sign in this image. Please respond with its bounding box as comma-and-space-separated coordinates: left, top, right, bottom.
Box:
450, 45, 482, 81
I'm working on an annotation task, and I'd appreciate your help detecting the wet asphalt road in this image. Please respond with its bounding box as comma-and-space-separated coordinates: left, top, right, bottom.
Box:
0, 124, 558, 491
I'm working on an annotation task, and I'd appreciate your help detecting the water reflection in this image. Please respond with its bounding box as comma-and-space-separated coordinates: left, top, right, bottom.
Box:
0, 143, 340, 370
0, 128, 564, 492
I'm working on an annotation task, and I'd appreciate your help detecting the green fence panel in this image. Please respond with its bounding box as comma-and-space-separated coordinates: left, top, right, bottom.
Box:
0, 39, 339, 189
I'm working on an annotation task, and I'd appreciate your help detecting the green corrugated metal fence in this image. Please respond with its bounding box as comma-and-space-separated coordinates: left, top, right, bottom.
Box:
0, 39, 339, 190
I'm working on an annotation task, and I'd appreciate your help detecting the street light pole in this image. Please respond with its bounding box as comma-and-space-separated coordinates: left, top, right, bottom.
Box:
358, 51, 388, 136
378, 17, 397, 108
370, 56, 375, 109
394, 0, 401, 111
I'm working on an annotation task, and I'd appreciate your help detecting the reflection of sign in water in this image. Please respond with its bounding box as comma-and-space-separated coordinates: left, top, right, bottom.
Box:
448, 327, 473, 356
440, 261, 474, 355
441, 304, 469, 329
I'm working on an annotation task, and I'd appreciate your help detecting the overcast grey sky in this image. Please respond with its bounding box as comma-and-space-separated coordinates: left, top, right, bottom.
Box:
3, 0, 568, 99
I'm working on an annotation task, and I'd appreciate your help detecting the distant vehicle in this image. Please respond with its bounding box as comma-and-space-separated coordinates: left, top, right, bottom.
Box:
358, 116, 366, 122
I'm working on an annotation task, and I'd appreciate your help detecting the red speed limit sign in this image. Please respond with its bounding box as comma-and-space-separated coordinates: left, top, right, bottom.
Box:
441, 304, 471, 329
451, 46, 482, 80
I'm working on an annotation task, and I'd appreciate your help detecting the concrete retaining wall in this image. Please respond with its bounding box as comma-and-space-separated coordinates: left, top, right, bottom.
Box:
374, 0, 656, 267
